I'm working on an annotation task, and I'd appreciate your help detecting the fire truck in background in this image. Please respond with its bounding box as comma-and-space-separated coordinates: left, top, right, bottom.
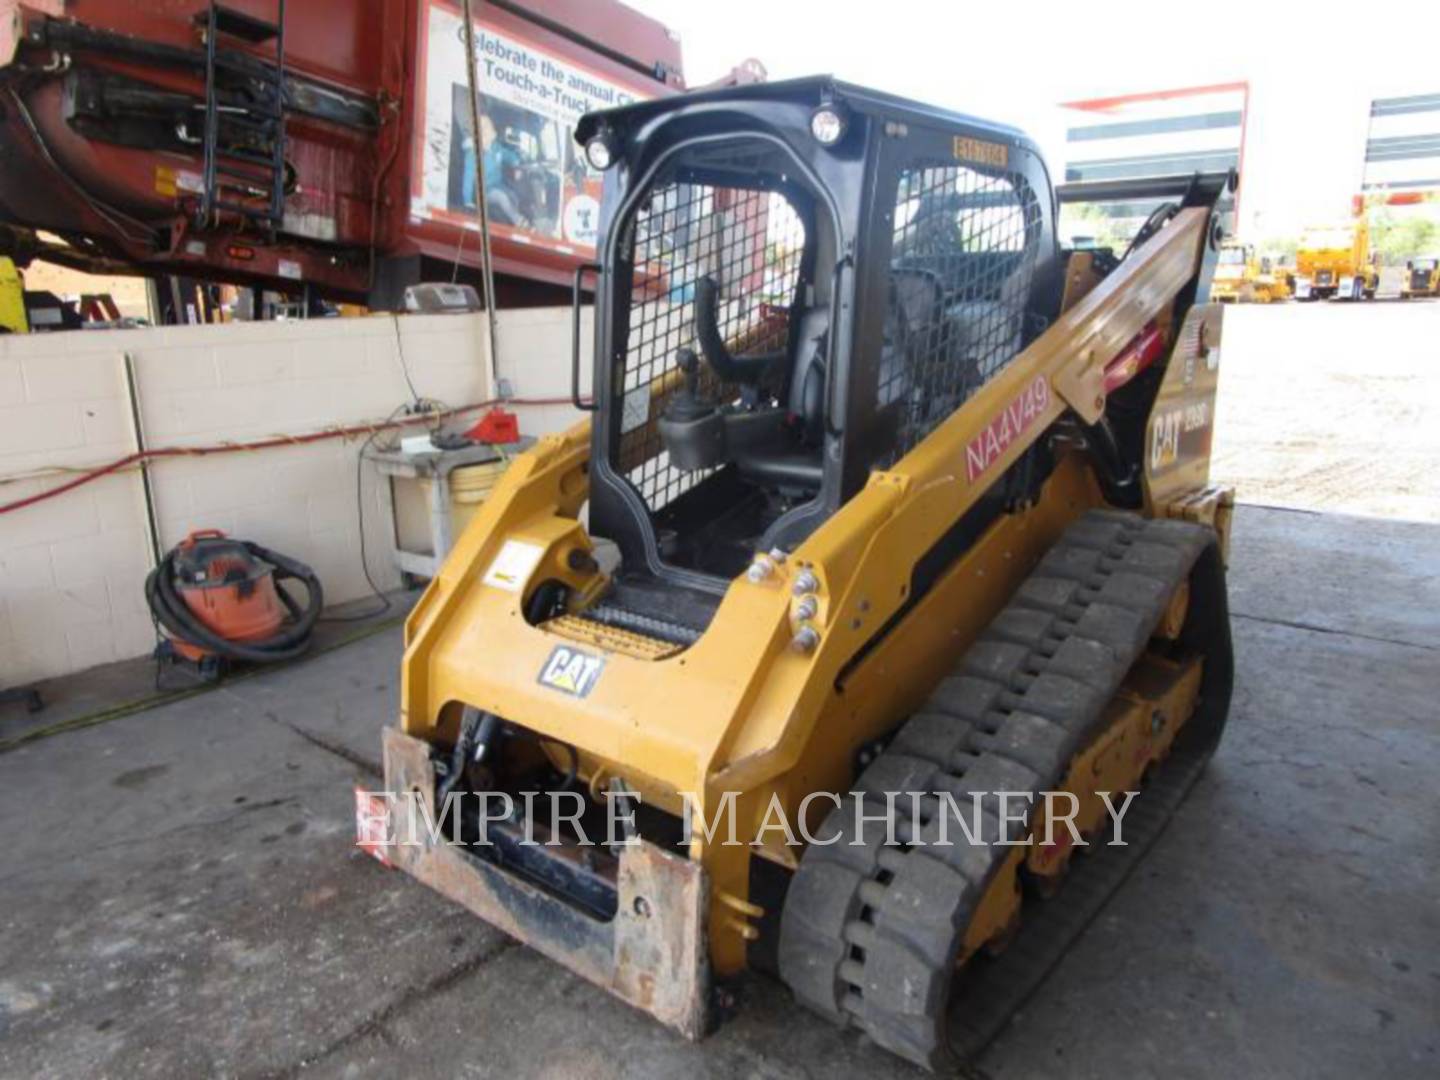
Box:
0, 1, 743, 312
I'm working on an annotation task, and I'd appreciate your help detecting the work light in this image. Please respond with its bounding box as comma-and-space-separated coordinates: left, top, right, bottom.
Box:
585, 134, 617, 171
810, 105, 847, 147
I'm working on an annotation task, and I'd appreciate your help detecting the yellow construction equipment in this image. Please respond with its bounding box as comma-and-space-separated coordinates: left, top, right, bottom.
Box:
364, 78, 1236, 1071
1295, 218, 1379, 301
1211, 241, 1291, 303
0, 257, 27, 333
1400, 255, 1440, 298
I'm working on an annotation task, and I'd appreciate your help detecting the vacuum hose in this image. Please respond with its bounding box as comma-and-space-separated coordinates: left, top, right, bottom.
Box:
145, 537, 323, 664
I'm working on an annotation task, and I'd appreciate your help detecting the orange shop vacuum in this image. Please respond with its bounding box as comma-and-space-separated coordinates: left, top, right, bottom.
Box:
145, 530, 324, 679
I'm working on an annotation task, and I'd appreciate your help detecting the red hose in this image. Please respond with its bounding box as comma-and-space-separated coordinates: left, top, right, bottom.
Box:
0, 397, 575, 516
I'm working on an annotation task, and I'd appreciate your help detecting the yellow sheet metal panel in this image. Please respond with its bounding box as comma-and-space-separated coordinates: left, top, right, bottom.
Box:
1143, 303, 1222, 506
0, 257, 27, 334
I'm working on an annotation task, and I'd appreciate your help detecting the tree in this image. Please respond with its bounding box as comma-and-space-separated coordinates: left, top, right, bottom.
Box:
1370, 209, 1440, 265
1259, 235, 1298, 263
1059, 201, 1133, 253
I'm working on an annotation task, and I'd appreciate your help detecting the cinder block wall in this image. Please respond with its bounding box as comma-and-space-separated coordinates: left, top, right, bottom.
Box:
494, 305, 594, 435
0, 309, 584, 686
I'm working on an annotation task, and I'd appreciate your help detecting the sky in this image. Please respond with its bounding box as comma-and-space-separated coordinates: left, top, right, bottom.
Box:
629, 0, 1440, 240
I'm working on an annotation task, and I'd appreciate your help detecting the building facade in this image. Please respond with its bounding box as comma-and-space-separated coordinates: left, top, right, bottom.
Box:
1058, 83, 1248, 240
1363, 92, 1440, 196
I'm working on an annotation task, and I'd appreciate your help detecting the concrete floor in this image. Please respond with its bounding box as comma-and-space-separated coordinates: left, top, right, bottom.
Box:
2, 308, 1438, 1078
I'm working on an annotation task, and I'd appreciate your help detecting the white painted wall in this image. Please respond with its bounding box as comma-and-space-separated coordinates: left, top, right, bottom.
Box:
0, 308, 583, 687
494, 305, 593, 438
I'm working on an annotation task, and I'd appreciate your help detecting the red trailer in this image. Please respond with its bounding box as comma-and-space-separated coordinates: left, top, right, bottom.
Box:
0, 0, 688, 306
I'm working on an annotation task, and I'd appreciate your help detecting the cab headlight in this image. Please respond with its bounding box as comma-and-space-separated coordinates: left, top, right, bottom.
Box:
585, 133, 617, 171
810, 105, 848, 147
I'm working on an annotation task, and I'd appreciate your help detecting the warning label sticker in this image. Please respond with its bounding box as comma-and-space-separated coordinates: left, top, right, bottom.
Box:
482, 539, 544, 591
621, 386, 651, 434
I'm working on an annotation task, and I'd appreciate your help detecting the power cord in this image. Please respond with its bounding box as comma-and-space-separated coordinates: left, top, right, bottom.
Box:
334, 300, 446, 622
390, 317, 421, 407
323, 405, 406, 622
325, 398, 449, 623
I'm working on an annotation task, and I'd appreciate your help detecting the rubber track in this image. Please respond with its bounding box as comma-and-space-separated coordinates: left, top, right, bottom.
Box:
778, 509, 1224, 1071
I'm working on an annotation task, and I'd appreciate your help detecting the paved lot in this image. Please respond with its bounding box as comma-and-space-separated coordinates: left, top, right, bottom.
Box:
1213, 300, 1440, 523
1, 303, 1437, 1078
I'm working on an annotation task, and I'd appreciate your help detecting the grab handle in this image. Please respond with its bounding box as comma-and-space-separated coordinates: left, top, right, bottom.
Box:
572, 262, 600, 412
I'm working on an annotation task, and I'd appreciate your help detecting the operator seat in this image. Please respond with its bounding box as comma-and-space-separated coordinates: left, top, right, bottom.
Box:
660, 276, 829, 493
786, 306, 830, 444
730, 304, 829, 490
877, 267, 944, 409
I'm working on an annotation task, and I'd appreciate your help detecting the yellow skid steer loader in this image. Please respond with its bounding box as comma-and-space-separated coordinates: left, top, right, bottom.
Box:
365, 77, 1236, 1071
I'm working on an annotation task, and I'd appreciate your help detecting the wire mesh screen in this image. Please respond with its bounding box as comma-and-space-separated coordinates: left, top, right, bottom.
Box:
878, 163, 1041, 460
617, 181, 807, 511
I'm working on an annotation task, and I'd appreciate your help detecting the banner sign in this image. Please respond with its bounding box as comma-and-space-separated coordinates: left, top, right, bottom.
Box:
413, 0, 654, 258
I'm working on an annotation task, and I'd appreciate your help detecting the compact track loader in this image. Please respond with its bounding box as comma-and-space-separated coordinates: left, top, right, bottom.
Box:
367, 78, 1236, 1070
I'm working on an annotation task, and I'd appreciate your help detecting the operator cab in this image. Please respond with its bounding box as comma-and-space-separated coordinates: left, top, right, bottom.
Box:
573, 79, 1058, 632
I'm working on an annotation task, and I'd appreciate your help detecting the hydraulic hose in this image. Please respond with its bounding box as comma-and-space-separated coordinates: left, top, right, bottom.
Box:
1079, 416, 1143, 509
144, 540, 324, 664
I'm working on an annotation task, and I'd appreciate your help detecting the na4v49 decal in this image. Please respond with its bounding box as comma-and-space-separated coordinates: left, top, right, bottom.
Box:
965, 375, 1051, 483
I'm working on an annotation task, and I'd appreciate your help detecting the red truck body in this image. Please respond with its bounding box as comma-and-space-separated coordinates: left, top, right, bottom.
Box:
0, 0, 685, 305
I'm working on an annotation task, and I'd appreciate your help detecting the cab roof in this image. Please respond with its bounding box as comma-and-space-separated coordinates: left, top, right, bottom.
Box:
574, 75, 1033, 151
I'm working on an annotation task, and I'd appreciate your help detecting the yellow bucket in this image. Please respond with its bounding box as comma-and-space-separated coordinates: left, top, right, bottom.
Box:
421, 459, 509, 537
